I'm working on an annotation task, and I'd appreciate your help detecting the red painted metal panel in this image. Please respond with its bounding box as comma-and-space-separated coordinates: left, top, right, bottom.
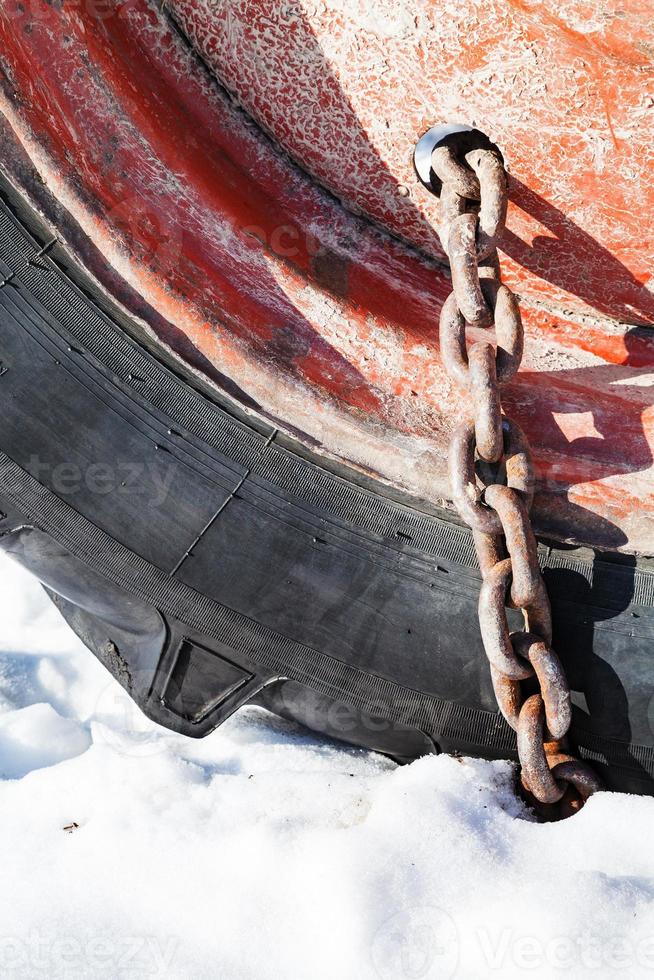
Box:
0, 0, 652, 551
170, 0, 654, 324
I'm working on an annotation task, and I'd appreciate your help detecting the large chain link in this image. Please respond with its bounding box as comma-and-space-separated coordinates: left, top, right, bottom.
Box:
433, 141, 602, 819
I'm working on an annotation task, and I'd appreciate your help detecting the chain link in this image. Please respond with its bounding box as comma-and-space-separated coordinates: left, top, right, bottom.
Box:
432, 137, 602, 818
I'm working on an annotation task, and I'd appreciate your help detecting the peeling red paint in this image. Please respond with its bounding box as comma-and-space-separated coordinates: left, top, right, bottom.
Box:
0, 0, 652, 552
168, 0, 654, 326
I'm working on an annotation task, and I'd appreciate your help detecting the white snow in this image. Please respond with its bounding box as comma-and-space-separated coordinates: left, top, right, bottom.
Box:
0, 551, 652, 979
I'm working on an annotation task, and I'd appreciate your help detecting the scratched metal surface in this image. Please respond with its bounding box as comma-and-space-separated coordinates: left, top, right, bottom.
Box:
0, 0, 652, 552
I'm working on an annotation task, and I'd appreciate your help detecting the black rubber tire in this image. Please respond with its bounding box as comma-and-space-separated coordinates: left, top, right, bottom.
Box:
0, 175, 652, 797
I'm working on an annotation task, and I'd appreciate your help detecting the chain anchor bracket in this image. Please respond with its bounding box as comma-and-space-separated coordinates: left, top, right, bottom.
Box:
415, 124, 602, 820
413, 123, 505, 198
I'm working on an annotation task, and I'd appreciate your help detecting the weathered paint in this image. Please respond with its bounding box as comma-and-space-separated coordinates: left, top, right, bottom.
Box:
171, 0, 654, 323
0, 0, 652, 552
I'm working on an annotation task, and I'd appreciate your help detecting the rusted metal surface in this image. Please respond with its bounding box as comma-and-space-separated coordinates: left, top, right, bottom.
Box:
467, 149, 508, 259
435, 138, 601, 816
483, 485, 541, 607
0, 1, 652, 552
440, 285, 523, 387
431, 144, 479, 200
448, 213, 493, 327
550, 759, 603, 799
468, 343, 502, 462
512, 633, 571, 740
449, 419, 534, 533
518, 695, 566, 805
478, 559, 534, 680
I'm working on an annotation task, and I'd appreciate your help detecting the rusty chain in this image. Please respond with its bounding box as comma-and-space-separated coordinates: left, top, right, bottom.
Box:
432, 139, 602, 819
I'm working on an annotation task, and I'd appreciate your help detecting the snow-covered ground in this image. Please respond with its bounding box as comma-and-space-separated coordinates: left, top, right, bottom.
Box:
0, 552, 653, 980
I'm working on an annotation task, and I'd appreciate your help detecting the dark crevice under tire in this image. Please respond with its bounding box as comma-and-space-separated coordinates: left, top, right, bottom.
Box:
0, 176, 652, 797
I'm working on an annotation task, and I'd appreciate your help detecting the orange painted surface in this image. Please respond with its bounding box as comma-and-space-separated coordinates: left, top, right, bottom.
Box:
170, 0, 654, 324
0, 0, 652, 552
